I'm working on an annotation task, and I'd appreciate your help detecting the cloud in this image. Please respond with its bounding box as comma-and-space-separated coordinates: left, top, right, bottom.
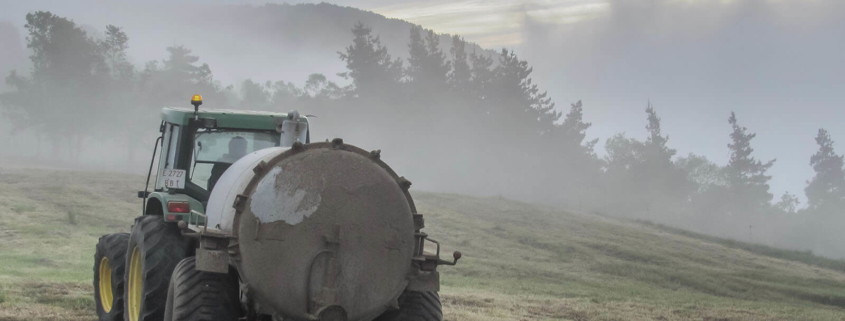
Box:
372, 0, 610, 47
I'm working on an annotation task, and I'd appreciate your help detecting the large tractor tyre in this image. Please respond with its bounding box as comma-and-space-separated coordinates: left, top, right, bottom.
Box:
125, 216, 188, 321
374, 291, 443, 321
163, 257, 242, 321
94, 233, 130, 321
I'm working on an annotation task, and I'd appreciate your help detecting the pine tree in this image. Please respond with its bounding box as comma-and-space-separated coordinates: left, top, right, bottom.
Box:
163, 45, 208, 84
98, 24, 145, 165
559, 100, 598, 153
449, 35, 470, 90
490, 49, 559, 136
338, 22, 402, 98
405, 26, 450, 90
100, 25, 133, 80
406, 25, 426, 83
424, 29, 450, 86
467, 49, 494, 107
805, 128, 845, 211
725, 112, 776, 212
644, 102, 676, 164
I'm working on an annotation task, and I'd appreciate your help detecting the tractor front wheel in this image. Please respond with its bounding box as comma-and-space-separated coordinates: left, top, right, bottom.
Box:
94, 233, 130, 321
124, 216, 188, 321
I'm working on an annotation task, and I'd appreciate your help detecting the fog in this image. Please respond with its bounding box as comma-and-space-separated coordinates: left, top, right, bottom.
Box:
515, 0, 845, 204
1, 0, 844, 259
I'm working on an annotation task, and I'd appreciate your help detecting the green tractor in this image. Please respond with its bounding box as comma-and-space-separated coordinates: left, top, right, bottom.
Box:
93, 95, 458, 321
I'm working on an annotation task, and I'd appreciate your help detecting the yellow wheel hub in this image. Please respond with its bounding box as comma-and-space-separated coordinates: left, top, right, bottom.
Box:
128, 246, 143, 321
98, 257, 113, 312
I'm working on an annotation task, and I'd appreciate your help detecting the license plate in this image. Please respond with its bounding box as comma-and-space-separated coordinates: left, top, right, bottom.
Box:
161, 169, 186, 189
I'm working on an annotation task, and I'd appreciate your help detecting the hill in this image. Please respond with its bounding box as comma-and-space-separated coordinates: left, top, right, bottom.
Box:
1, 2, 497, 87
0, 167, 844, 320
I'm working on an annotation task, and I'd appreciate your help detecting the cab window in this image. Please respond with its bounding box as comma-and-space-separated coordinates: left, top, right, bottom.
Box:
189, 130, 280, 192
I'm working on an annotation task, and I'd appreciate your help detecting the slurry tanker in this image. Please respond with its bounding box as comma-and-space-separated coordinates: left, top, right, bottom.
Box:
93, 95, 459, 321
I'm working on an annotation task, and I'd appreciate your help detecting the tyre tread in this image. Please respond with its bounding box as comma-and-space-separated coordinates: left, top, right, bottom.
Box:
94, 233, 130, 321
125, 216, 187, 321
165, 257, 241, 321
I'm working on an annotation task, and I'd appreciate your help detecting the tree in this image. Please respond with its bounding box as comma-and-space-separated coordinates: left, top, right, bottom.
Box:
405, 26, 449, 90
643, 102, 676, 166
100, 25, 133, 80
406, 26, 426, 83
338, 22, 402, 98
676, 153, 726, 195
141, 45, 222, 108
1, 70, 35, 134
805, 128, 845, 211
775, 191, 800, 214
163, 45, 210, 85
641, 104, 690, 202
467, 49, 494, 111
239, 79, 270, 109
0, 11, 109, 158
448, 35, 470, 90
600, 105, 692, 214
725, 112, 776, 213
603, 133, 647, 211
488, 49, 559, 137
268, 80, 304, 107
604, 133, 645, 174
98, 24, 144, 165
303, 73, 342, 99
558, 100, 598, 154
545, 100, 601, 208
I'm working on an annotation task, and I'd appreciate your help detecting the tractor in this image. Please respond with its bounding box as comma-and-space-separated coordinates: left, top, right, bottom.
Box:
93, 95, 459, 321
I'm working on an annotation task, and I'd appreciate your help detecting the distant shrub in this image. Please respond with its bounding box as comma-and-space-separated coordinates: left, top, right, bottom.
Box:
67, 211, 77, 225
11, 204, 36, 214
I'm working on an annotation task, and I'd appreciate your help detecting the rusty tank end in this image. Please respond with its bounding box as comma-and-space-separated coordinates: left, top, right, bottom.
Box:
203, 140, 422, 321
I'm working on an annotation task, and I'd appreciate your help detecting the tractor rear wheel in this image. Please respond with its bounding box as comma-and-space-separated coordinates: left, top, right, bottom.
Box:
374, 291, 443, 321
164, 256, 241, 321
94, 233, 130, 321
125, 216, 188, 321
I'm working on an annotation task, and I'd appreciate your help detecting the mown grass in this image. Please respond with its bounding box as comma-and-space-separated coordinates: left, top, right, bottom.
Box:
638, 220, 845, 273
0, 167, 844, 320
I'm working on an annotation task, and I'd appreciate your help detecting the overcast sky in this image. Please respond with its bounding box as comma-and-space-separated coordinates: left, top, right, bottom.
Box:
2, 0, 843, 205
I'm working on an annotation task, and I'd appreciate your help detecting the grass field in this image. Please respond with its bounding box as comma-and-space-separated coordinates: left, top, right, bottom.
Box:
0, 167, 844, 320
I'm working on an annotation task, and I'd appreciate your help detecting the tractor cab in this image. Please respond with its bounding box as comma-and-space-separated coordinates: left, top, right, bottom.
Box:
140, 95, 310, 222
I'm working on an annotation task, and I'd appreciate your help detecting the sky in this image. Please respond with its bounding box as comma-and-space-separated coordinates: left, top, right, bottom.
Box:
1, 0, 844, 205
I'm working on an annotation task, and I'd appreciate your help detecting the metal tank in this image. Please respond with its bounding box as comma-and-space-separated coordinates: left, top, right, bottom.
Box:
199, 139, 449, 321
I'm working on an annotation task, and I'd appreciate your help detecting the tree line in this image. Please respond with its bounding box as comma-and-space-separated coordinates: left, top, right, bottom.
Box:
2, 12, 844, 256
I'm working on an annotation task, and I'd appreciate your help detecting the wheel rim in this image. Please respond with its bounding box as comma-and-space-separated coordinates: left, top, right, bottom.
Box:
98, 257, 113, 312
128, 246, 143, 321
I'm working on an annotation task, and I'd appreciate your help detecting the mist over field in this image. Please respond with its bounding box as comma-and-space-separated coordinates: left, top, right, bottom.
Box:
1, 0, 844, 263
